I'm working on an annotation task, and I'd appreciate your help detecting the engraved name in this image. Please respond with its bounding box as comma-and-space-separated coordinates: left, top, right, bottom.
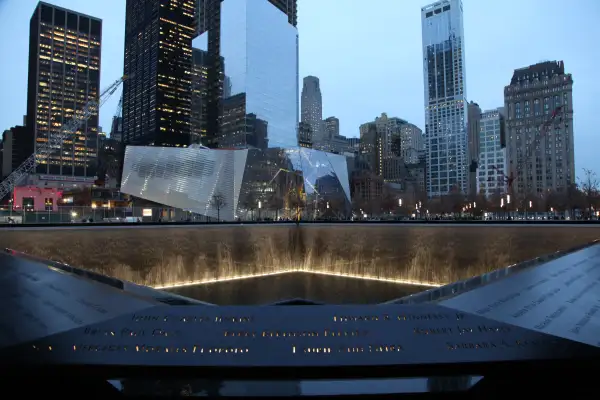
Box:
293, 344, 403, 354
414, 325, 510, 335
333, 313, 459, 322
131, 314, 253, 323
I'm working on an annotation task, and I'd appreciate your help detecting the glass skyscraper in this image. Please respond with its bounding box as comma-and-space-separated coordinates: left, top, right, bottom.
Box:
421, 0, 468, 197
196, 0, 299, 149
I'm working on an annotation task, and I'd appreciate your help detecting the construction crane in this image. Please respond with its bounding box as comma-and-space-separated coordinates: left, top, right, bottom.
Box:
490, 105, 564, 192
0, 76, 126, 201
95, 93, 125, 187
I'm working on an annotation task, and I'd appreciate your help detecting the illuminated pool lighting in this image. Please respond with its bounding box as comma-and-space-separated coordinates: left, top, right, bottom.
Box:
152, 270, 443, 290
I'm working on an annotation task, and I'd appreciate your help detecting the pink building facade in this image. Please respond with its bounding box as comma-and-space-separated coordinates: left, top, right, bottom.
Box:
12, 186, 63, 212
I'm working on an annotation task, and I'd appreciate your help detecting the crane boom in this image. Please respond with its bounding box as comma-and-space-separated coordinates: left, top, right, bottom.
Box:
0, 76, 125, 201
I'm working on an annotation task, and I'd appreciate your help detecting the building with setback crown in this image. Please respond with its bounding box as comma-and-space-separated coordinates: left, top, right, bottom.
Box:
26, 2, 102, 187
301, 76, 324, 149
421, 0, 468, 197
122, 0, 196, 147
503, 61, 574, 199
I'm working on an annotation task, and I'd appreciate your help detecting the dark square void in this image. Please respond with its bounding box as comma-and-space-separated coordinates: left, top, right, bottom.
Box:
166, 272, 428, 305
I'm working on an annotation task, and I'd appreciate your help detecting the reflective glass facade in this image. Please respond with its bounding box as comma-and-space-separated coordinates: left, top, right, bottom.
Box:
121, 146, 351, 221
421, 0, 468, 197
27, 2, 101, 178
191, 48, 209, 143
198, 0, 299, 149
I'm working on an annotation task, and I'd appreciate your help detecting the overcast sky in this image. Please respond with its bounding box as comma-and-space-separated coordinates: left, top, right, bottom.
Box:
0, 0, 597, 176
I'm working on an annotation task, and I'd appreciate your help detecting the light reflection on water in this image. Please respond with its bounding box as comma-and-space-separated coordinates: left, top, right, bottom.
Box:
166, 273, 428, 305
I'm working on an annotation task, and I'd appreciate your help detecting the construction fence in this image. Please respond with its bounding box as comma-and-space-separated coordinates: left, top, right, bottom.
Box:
0, 206, 306, 224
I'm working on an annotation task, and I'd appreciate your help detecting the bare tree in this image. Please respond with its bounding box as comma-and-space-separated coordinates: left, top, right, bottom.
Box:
579, 169, 599, 217
285, 187, 304, 224
209, 193, 227, 222
241, 192, 257, 220
267, 193, 283, 221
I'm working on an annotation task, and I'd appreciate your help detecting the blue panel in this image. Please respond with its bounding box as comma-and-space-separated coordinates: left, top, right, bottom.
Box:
284, 148, 351, 202
220, 0, 247, 98
246, 0, 298, 148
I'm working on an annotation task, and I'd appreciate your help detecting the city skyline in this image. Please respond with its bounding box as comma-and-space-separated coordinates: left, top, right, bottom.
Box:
0, 0, 598, 176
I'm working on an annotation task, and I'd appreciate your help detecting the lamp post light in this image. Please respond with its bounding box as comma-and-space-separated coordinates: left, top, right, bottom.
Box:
398, 198, 403, 207
258, 200, 262, 221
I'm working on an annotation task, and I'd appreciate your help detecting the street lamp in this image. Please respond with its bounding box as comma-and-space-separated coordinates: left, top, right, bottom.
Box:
398, 198, 403, 207
258, 200, 262, 221
506, 194, 511, 204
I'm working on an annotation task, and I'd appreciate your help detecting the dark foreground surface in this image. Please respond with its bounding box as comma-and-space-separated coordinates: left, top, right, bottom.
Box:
167, 273, 427, 305
2, 243, 600, 397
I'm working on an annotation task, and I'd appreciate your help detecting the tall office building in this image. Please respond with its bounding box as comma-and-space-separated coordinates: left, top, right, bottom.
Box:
421, 0, 468, 197
196, 0, 299, 149
197, 0, 297, 35
477, 108, 507, 198
301, 76, 324, 148
191, 48, 210, 144
466, 101, 482, 197
2, 126, 35, 179
504, 61, 574, 197
359, 113, 412, 181
324, 117, 339, 139
399, 123, 424, 164
346, 137, 360, 154
26, 2, 102, 183
122, 0, 196, 147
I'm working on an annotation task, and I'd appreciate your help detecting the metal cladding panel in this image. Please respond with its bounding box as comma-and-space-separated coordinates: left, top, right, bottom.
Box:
442, 243, 600, 348
0, 252, 157, 349
120, 146, 248, 221
121, 146, 351, 221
